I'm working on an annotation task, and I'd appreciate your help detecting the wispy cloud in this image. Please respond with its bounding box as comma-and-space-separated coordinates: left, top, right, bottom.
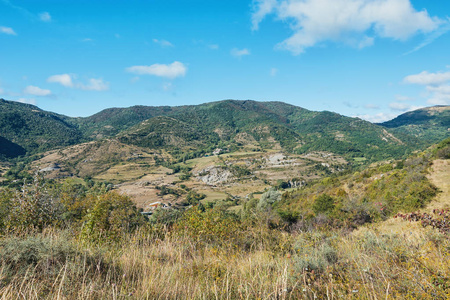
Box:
79, 78, 109, 91
231, 48, 250, 58
355, 112, 397, 123
126, 61, 187, 79
270, 68, 278, 76
47, 74, 109, 91
16, 97, 36, 105
389, 102, 423, 112
252, 0, 444, 55
404, 69, 450, 105
0, 26, 16, 35
364, 104, 380, 109
47, 74, 74, 87
404, 71, 450, 85
23, 85, 51, 96
153, 39, 174, 47
395, 95, 414, 101
403, 20, 450, 55
162, 82, 173, 91
1, 0, 53, 22
39, 11, 51, 22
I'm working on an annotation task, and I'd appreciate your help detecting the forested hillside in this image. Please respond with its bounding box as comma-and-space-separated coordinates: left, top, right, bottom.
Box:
0, 99, 83, 157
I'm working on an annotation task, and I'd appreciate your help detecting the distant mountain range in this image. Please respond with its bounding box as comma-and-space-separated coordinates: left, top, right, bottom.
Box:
0, 98, 448, 162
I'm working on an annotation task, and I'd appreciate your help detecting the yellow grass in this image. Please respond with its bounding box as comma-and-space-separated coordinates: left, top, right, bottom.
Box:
427, 159, 450, 210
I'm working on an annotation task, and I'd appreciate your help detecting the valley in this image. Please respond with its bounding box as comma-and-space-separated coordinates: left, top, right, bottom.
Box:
0, 98, 449, 299
0, 99, 448, 213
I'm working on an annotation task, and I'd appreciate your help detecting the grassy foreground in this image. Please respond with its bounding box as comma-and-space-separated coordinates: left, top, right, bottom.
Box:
1, 139, 449, 299
1, 214, 449, 299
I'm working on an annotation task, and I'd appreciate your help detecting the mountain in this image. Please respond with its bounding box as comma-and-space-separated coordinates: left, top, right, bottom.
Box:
2, 98, 448, 163
379, 106, 449, 143
0, 98, 83, 158
74, 105, 175, 139
116, 100, 413, 161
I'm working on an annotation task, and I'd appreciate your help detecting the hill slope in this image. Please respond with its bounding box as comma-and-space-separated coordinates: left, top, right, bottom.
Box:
0, 98, 83, 157
379, 105, 450, 143
116, 100, 413, 161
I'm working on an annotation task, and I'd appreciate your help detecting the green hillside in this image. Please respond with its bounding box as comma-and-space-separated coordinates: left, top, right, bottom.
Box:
1, 99, 448, 163
116, 100, 415, 161
0, 99, 83, 158
380, 106, 450, 143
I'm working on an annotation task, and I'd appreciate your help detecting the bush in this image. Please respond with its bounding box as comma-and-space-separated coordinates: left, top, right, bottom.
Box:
173, 206, 242, 248
3, 178, 63, 232
79, 192, 148, 244
312, 194, 335, 215
257, 188, 281, 211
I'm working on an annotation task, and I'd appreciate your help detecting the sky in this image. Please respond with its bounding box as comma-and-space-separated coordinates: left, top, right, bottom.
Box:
1, 0, 450, 122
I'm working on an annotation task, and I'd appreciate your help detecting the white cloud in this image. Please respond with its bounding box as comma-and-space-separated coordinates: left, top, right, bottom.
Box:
17, 98, 36, 105
47, 74, 109, 91
23, 85, 51, 96
389, 102, 423, 112
356, 112, 397, 123
403, 22, 450, 55
153, 39, 174, 47
126, 61, 187, 79
0, 26, 16, 35
403, 71, 450, 86
426, 85, 450, 105
231, 48, 250, 57
39, 12, 51, 22
47, 74, 74, 87
270, 68, 278, 76
252, 0, 277, 30
79, 78, 109, 91
358, 36, 374, 49
404, 69, 450, 105
389, 102, 410, 111
252, 0, 444, 54
426, 85, 450, 94
208, 44, 219, 50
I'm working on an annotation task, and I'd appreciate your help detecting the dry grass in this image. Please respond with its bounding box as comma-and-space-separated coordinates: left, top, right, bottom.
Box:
1, 222, 449, 299
427, 159, 450, 211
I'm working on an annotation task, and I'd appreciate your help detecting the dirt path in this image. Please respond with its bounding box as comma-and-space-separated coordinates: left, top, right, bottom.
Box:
427, 159, 450, 211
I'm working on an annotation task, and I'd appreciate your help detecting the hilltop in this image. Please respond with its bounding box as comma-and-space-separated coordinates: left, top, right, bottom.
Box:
380, 105, 450, 143
1, 98, 448, 162
0, 99, 83, 157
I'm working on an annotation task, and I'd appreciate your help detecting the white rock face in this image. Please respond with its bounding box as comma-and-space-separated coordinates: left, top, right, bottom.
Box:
195, 166, 232, 186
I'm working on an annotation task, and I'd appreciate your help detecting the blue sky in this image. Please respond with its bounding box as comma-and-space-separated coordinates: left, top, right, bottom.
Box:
1, 0, 449, 122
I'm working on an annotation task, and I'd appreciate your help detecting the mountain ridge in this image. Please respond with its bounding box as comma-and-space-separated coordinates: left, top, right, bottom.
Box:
1, 98, 448, 162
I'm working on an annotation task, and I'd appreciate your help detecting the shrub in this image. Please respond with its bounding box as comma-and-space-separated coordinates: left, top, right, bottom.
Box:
312, 194, 335, 215
173, 206, 242, 248
257, 188, 281, 211
79, 192, 148, 244
3, 178, 62, 232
